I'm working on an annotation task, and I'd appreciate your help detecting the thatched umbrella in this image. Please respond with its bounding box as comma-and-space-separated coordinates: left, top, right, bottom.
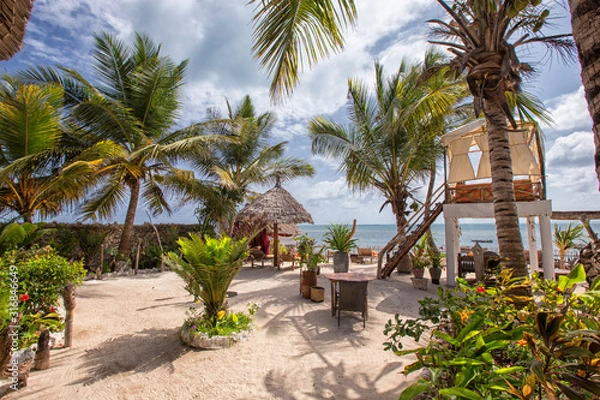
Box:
238, 181, 313, 268
0, 0, 35, 61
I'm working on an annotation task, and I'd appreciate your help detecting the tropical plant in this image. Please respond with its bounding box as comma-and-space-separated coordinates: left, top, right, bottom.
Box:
554, 223, 584, 269
567, 0, 600, 186
0, 222, 52, 254
428, 0, 575, 276
0, 78, 96, 223
296, 234, 325, 271
322, 223, 357, 253
163, 233, 249, 323
384, 266, 600, 399
250, 0, 357, 100
411, 235, 430, 270
175, 95, 314, 234
19, 32, 214, 260
310, 53, 468, 271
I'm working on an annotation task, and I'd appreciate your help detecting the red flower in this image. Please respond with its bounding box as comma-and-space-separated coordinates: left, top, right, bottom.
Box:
19, 294, 29, 302
49, 306, 56, 313
476, 286, 485, 294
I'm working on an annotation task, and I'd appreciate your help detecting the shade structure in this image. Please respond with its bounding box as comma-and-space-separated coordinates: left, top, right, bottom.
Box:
238, 182, 313, 268
0, 0, 34, 61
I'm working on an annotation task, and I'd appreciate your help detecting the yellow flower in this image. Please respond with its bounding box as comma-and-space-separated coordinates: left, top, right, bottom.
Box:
217, 310, 226, 320
458, 308, 473, 324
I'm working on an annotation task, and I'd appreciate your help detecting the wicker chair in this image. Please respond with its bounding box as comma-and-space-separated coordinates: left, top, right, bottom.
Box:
335, 281, 368, 328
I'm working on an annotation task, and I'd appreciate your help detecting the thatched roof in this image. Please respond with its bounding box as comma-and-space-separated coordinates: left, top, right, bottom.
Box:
0, 0, 34, 61
267, 223, 301, 236
238, 183, 313, 225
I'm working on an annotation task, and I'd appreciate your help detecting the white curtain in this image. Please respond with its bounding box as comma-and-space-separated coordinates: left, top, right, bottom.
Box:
447, 137, 475, 183
510, 130, 540, 176
473, 133, 491, 179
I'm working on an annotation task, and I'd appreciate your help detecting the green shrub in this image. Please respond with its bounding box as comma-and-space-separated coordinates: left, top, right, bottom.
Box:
384, 265, 600, 399
183, 303, 257, 337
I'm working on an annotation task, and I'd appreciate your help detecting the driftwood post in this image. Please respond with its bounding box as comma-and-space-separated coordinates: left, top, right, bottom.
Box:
97, 244, 104, 280
34, 329, 50, 370
63, 283, 76, 348
135, 240, 141, 275
473, 243, 485, 282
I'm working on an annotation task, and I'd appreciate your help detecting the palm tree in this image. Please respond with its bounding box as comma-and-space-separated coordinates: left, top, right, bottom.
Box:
250, 0, 357, 101
20, 32, 214, 259
309, 53, 468, 271
0, 77, 95, 222
181, 95, 315, 234
553, 223, 584, 270
428, 0, 575, 275
568, 0, 600, 187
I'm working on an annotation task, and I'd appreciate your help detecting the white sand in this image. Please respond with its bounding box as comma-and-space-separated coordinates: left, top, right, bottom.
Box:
1, 262, 444, 400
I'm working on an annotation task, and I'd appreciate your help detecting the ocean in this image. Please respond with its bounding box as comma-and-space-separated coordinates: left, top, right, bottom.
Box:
299, 221, 600, 254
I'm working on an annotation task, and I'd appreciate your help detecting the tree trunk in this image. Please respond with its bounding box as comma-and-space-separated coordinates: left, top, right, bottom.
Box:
63, 283, 76, 348
568, 0, 600, 187
117, 179, 141, 259
483, 101, 528, 277
34, 329, 50, 370
424, 165, 440, 256
392, 196, 412, 273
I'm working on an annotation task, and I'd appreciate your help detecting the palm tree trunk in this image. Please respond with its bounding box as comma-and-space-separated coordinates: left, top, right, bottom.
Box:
568, 0, 600, 186
392, 196, 412, 273
424, 164, 439, 255
484, 102, 528, 277
117, 179, 141, 258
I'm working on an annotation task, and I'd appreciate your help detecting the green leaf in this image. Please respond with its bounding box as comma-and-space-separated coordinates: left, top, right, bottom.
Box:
558, 264, 586, 292
399, 380, 432, 400
561, 374, 600, 395
446, 358, 485, 367
456, 315, 484, 343
590, 275, 600, 291
439, 387, 482, 400
494, 366, 526, 375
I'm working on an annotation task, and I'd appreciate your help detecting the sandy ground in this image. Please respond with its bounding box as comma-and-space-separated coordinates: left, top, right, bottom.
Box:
1, 262, 445, 400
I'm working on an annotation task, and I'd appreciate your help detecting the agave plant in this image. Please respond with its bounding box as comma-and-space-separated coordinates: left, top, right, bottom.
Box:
322, 223, 357, 253
163, 234, 248, 322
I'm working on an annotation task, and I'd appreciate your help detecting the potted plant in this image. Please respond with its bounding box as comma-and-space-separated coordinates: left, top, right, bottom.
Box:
296, 235, 325, 298
410, 235, 429, 279
322, 223, 357, 273
424, 233, 443, 284
163, 233, 256, 349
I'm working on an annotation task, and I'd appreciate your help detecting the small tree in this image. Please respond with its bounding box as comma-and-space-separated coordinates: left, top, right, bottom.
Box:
163, 234, 248, 322
554, 223, 584, 269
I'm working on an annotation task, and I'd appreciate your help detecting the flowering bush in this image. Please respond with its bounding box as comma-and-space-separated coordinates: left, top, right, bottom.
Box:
384, 265, 600, 399
183, 303, 258, 338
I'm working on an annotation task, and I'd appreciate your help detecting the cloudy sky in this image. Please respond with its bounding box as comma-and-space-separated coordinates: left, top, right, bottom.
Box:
3, 0, 598, 225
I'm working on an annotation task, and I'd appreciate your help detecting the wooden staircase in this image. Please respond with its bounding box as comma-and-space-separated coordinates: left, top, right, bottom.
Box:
378, 186, 445, 279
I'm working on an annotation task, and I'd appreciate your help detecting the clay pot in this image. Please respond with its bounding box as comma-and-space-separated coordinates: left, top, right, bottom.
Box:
300, 270, 317, 298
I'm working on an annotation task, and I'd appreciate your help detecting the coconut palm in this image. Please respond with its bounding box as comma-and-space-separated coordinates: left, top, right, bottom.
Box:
568, 0, 600, 186
250, 0, 357, 100
428, 0, 575, 275
0, 78, 96, 222
554, 223, 584, 270
180, 95, 314, 234
309, 53, 468, 270
20, 32, 216, 259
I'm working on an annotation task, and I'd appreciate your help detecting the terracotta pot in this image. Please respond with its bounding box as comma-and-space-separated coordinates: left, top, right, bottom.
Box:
412, 268, 425, 279
300, 270, 317, 298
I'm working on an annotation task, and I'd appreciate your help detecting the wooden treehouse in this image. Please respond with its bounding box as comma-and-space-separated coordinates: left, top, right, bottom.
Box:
442, 119, 555, 285
377, 119, 556, 282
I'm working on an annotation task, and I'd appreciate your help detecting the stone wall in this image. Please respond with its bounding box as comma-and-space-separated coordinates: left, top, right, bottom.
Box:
35, 222, 200, 270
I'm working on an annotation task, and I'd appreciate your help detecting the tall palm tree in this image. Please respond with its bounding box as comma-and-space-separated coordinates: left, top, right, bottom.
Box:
0, 77, 95, 222
309, 53, 468, 270
568, 0, 600, 187
179, 95, 314, 234
20, 32, 214, 259
428, 0, 575, 275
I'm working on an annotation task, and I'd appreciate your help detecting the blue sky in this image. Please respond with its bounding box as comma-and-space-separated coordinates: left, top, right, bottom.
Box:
2, 0, 598, 225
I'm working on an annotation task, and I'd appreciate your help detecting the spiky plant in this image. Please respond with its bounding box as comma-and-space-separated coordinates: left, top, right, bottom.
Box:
163, 234, 248, 323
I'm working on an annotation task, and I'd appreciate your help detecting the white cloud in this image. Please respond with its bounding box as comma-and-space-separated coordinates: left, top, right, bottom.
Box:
547, 86, 592, 132
547, 131, 594, 168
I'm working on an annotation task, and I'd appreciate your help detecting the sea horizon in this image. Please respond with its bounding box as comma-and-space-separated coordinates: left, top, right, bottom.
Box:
298, 221, 599, 255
